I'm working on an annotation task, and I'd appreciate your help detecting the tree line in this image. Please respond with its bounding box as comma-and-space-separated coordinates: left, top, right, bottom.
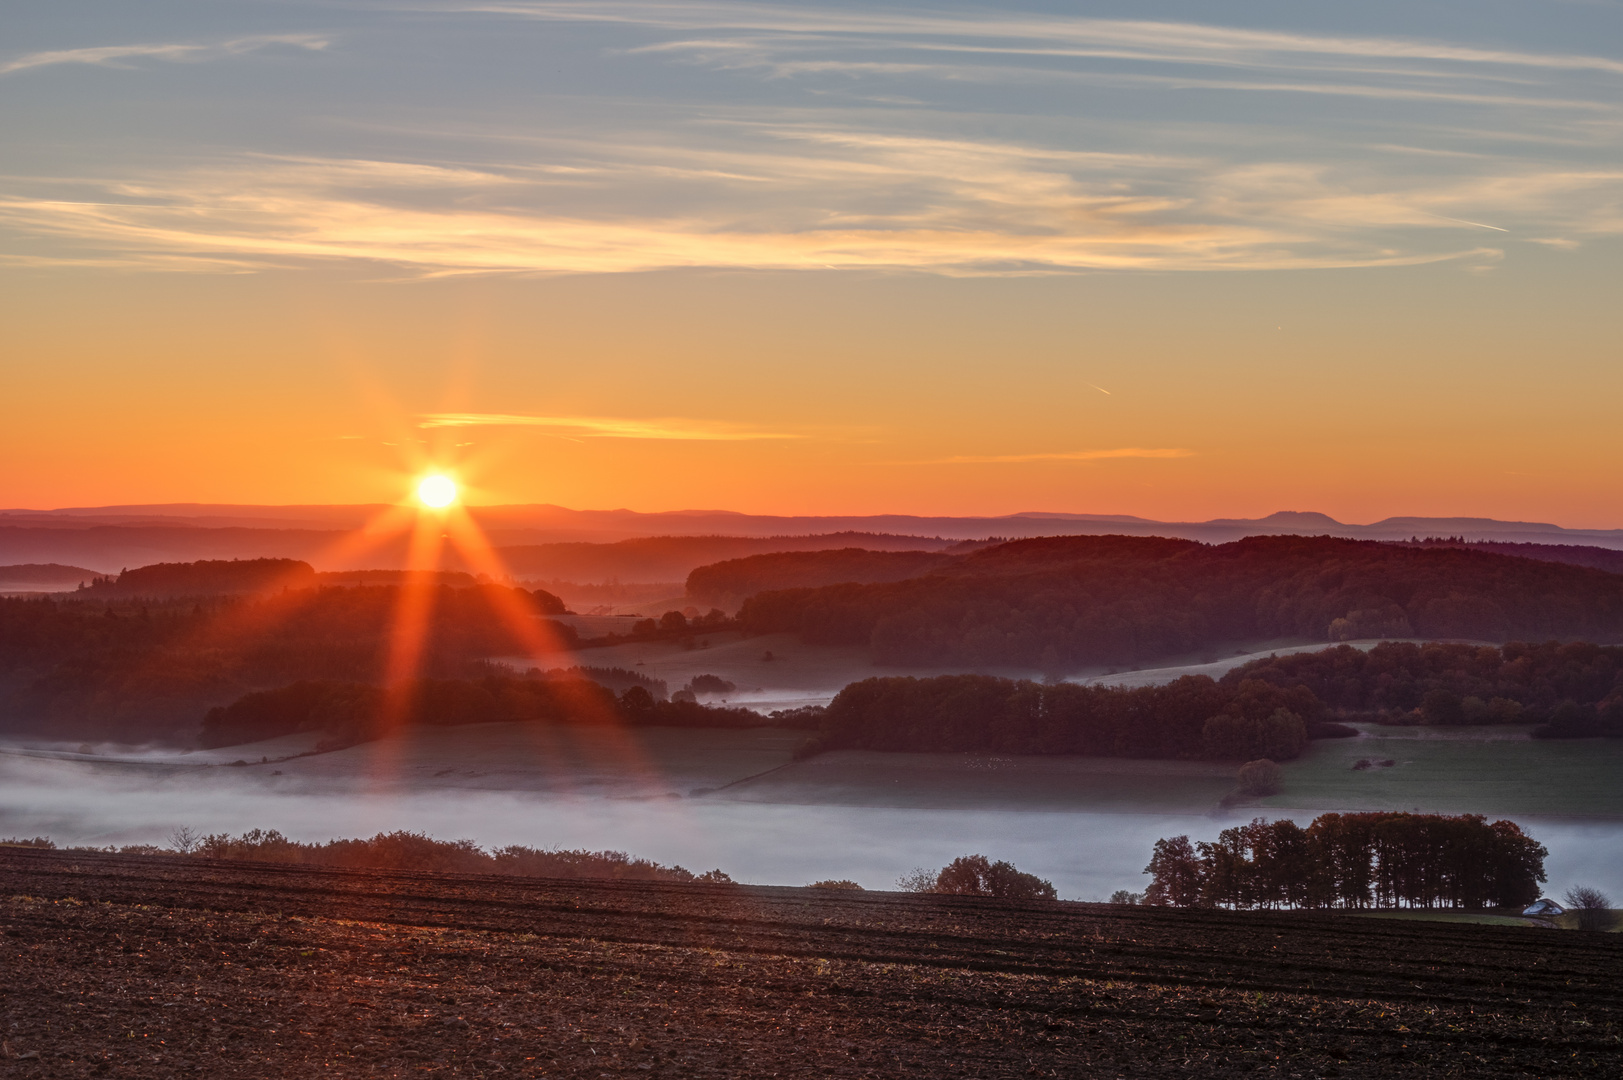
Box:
1144, 813, 1548, 910
8, 830, 730, 884
806, 673, 1325, 760
1222, 641, 1623, 736
200, 671, 789, 749
738, 534, 1623, 669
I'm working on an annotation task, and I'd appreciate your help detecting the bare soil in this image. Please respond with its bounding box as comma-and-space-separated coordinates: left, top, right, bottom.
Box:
2, 849, 1619, 1078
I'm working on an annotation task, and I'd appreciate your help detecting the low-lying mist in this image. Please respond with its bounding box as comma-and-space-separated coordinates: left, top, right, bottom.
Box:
3, 749, 1620, 903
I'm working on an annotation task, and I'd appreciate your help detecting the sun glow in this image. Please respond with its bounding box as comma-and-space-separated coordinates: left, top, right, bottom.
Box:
417, 474, 457, 508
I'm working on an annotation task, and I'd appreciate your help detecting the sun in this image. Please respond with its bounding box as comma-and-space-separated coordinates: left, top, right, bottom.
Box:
417, 474, 458, 509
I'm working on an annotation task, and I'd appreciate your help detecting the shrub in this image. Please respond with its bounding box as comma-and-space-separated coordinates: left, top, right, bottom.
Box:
895, 867, 938, 893
686, 674, 737, 696
1236, 759, 1283, 797
1108, 889, 1142, 905
809, 879, 864, 890
1565, 885, 1616, 931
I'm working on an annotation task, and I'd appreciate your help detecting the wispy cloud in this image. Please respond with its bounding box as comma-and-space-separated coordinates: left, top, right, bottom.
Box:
2, 4, 1618, 275
444, 2, 1623, 78
417, 413, 801, 440
908, 448, 1195, 465
0, 34, 330, 77
4, 135, 1587, 275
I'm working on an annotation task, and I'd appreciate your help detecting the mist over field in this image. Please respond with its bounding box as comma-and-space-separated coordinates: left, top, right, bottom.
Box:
5, 746, 1620, 903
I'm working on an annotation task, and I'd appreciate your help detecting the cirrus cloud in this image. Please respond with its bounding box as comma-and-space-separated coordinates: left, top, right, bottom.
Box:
0, 34, 330, 77
417, 413, 803, 440
905, 447, 1195, 465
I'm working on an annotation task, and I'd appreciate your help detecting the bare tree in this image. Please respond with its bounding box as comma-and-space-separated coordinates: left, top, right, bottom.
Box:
1564, 886, 1615, 932
895, 868, 938, 893
168, 826, 200, 855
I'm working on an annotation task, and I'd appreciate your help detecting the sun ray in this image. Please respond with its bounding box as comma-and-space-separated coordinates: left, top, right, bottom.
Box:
436, 500, 669, 788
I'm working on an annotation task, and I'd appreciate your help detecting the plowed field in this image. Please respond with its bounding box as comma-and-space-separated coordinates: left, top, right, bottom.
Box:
2, 849, 1618, 1078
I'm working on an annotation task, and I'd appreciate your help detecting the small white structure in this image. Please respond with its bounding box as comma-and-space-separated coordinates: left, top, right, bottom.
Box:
1522, 898, 1565, 916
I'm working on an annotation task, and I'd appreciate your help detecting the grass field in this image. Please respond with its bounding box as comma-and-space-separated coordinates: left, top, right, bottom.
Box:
1239, 725, 1623, 818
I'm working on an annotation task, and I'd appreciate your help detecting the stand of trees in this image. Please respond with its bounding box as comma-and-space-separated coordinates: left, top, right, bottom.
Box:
1222, 641, 1623, 736
200, 671, 776, 749
808, 673, 1321, 760
739, 535, 1623, 669
1144, 813, 1547, 910
898, 854, 1057, 900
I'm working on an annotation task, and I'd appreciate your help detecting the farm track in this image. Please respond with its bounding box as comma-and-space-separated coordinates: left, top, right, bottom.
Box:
1, 849, 1619, 1078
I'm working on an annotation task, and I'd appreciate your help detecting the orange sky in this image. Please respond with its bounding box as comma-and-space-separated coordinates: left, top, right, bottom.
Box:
4, 252, 1620, 526
3, 2, 1621, 527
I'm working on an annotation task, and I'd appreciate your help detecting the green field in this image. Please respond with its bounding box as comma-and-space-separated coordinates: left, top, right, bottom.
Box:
1241, 725, 1623, 818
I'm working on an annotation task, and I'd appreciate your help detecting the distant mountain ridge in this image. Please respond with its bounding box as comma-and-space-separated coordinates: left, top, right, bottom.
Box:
3, 503, 1620, 545
1, 505, 1620, 578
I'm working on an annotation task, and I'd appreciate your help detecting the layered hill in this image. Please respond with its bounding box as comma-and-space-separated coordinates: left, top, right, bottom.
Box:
5, 503, 1622, 574
686, 548, 961, 607
738, 535, 1623, 669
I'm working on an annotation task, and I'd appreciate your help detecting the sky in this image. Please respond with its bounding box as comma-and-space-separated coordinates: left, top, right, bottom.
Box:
3, 0, 1621, 524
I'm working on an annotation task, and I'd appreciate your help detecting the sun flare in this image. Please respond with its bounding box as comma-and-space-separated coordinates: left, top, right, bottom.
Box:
416, 474, 458, 509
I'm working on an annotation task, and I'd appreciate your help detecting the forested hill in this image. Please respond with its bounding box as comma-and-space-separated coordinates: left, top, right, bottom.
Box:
1400, 537, 1623, 575
80, 558, 317, 596
738, 535, 1623, 670
686, 548, 957, 606
494, 532, 961, 583
0, 584, 575, 740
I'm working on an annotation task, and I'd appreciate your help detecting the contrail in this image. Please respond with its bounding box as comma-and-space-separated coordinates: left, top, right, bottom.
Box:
1087, 383, 1112, 395
1421, 212, 1509, 232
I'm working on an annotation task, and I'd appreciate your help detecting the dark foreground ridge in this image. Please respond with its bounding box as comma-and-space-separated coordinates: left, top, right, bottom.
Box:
2, 850, 1620, 1078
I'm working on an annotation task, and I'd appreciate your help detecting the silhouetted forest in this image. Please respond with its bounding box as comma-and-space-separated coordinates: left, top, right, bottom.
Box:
200, 672, 770, 749
1400, 537, 1623, 575
75, 559, 570, 611
1144, 814, 1547, 910
1221, 641, 1623, 735
686, 548, 955, 606
0, 563, 102, 585
739, 535, 1623, 669
80, 558, 317, 596
0, 584, 576, 741
808, 674, 1322, 760
496, 532, 961, 583
188, 830, 726, 882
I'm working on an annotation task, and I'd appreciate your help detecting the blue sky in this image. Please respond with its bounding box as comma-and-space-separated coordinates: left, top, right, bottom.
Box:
5, 0, 1620, 275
